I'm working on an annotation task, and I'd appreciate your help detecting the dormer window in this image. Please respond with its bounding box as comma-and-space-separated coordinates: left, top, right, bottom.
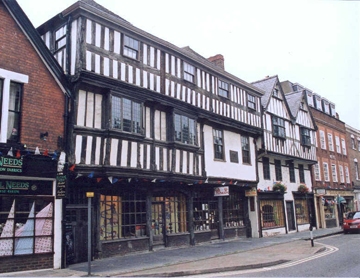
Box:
183, 62, 195, 83
272, 116, 286, 139
123, 35, 140, 59
322, 100, 330, 114
218, 80, 229, 98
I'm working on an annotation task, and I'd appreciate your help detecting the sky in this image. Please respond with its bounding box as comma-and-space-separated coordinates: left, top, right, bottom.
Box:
17, 0, 360, 130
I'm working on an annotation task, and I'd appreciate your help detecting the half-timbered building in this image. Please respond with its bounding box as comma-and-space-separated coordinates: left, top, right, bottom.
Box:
284, 81, 354, 229
0, 0, 72, 273
36, 0, 263, 261
251, 76, 317, 237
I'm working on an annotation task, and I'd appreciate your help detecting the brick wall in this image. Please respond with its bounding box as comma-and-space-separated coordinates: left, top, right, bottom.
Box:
0, 254, 53, 274
0, 2, 65, 154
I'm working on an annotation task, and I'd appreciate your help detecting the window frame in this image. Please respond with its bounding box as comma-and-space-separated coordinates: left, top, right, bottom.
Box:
298, 164, 305, 183
54, 25, 67, 52
183, 62, 195, 83
111, 95, 143, 134
300, 127, 311, 147
323, 162, 330, 181
355, 161, 359, 180
275, 159, 282, 181
174, 113, 196, 145
262, 157, 270, 180
345, 166, 350, 183
351, 138, 356, 149
123, 35, 140, 60
327, 133, 334, 151
260, 200, 285, 228
320, 130, 326, 150
339, 165, 345, 183
335, 136, 341, 153
241, 136, 251, 164
331, 164, 338, 182
289, 162, 295, 183
218, 80, 229, 98
213, 129, 224, 160
272, 116, 286, 139
341, 138, 347, 155
247, 94, 256, 110
314, 163, 321, 181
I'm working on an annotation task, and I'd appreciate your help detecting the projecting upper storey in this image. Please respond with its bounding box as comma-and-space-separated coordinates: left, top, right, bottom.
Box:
37, 0, 263, 132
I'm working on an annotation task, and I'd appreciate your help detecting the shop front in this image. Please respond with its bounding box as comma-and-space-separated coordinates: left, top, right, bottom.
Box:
66, 175, 252, 260
0, 153, 63, 274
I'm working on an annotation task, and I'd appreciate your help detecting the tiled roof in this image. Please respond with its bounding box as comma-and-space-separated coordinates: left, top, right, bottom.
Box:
285, 91, 303, 118
251, 75, 278, 107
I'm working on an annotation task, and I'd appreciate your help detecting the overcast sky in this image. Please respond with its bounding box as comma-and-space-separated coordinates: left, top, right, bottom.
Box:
17, 0, 360, 130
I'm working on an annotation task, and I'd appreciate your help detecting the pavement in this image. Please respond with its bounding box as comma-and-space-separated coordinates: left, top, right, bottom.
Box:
0, 227, 343, 277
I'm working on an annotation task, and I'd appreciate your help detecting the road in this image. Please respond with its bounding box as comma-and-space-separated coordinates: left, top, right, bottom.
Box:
191, 233, 360, 277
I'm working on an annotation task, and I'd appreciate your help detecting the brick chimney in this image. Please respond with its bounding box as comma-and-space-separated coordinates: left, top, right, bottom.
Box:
208, 54, 224, 70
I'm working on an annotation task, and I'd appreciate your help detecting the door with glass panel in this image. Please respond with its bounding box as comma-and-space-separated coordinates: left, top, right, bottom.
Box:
151, 202, 165, 246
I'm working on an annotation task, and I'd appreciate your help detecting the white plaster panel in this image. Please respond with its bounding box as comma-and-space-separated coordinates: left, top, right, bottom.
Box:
70, 20, 77, 75
143, 70, 148, 89
95, 54, 100, 74
161, 111, 167, 141
110, 138, 118, 166
139, 143, 144, 168
104, 27, 109, 50
121, 141, 128, 166
154, 110, 161, 140
156, 76, 160, 92
189, 152, 194, 175
157, 50, 161, 70
150, 73, 154, 91
165, 53, 169, 73
175, 149, 180, 173
146, 144, 151, 169
171, 55, 175, 75
112, 60, 118, 79
86, 92, 94, 127
85, 136, 93, 164
143, 44, 148, 65
86, 19, 92, 44
155, 146, 160, 171
77, 90, 86, 126
136, 68, 141, 86
121, 63, 126, 81
183, 150, 188, 174
94, 94, 102, 128
86, 51, 92, 71
150, 47, 155, 68
75, 135, 82, 164
128, 65, 133, 84
103, 57, 109, 76
114, 31, 121, 54
131, 142, 137, 168
95, 23, 101, 47
176, 58, 181, 78
95, 137, 101, 165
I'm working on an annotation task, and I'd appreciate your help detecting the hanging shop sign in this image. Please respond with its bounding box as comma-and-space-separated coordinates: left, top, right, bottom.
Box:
214, 186, 229, 197
0, 179, 52, 195
56, 172, 66, 199
245, 187, 258, 197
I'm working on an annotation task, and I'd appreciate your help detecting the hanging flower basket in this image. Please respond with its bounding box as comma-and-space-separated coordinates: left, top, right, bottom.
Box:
298, 184, 309, 193
273, 182, 287, 193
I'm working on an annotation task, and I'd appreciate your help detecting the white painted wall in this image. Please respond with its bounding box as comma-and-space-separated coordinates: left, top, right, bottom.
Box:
203, 125, 256, 181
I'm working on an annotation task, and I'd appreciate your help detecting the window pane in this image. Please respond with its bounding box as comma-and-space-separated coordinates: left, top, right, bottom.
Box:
174, 114, 181, 142
7, 82, 21, 141
112, 96, 121, 129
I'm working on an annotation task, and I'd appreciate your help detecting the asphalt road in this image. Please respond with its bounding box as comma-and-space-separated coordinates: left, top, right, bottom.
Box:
196, 233, 360, 277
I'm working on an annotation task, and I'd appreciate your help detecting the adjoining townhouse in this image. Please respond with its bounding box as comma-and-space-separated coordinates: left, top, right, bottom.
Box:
282, 81, 354, 229
345, 124, 360, 210
0, 0, 72, 274
36, 0, 263, 262
251, 76, 317, 237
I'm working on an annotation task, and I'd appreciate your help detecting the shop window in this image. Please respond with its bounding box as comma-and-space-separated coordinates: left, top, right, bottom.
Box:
99, 192, 146, 240
153, 194, 187, 234
223, 192, 244, 227
295, 199, 309, 224
111, 96, 142, 134
260, 200, 285, 228
193, 197, 218, 232
324, 199, 335, 220
0, 197, 54, 256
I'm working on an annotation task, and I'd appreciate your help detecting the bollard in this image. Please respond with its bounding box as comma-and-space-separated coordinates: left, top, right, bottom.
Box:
309, 225, 314, 247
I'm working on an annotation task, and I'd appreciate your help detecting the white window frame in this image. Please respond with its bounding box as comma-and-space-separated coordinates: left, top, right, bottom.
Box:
0, 69, 28, 143
323, 162, 330, 182
183, 62, 195, 83
314, 163, 321, 181
355, 161, 359, 180
341, 138, 347, 155
327, 133, 334, 151
339, 165, 345, 183
335, 136, 341, 153
320, 130, 326, 150
331, 164, 337, 182
345, 166, 350, 183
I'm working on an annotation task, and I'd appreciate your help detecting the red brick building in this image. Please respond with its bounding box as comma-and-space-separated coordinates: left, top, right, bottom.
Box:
0, 0, 71, 273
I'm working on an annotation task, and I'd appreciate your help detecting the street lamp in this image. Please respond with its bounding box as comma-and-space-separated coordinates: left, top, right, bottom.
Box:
86, 191, 94, 276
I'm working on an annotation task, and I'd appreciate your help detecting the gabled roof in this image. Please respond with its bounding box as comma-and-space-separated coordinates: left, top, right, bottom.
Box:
285, 91, 303, 118
251, 75, 279, 107
40, 0, 263, 96
2, 0, 72, 98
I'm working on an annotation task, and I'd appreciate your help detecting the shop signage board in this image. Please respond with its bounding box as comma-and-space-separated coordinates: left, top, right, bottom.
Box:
214, 186, 229, 196
245, 187, 258, 197
0, 180, 52, 195
56, 172, 66, 199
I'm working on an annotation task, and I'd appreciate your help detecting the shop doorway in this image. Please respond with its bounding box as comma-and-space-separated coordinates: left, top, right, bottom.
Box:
151, 202, 165, 247
65, 206, 90, 264
209, 201, 219, 239
286, 201, 296, 231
